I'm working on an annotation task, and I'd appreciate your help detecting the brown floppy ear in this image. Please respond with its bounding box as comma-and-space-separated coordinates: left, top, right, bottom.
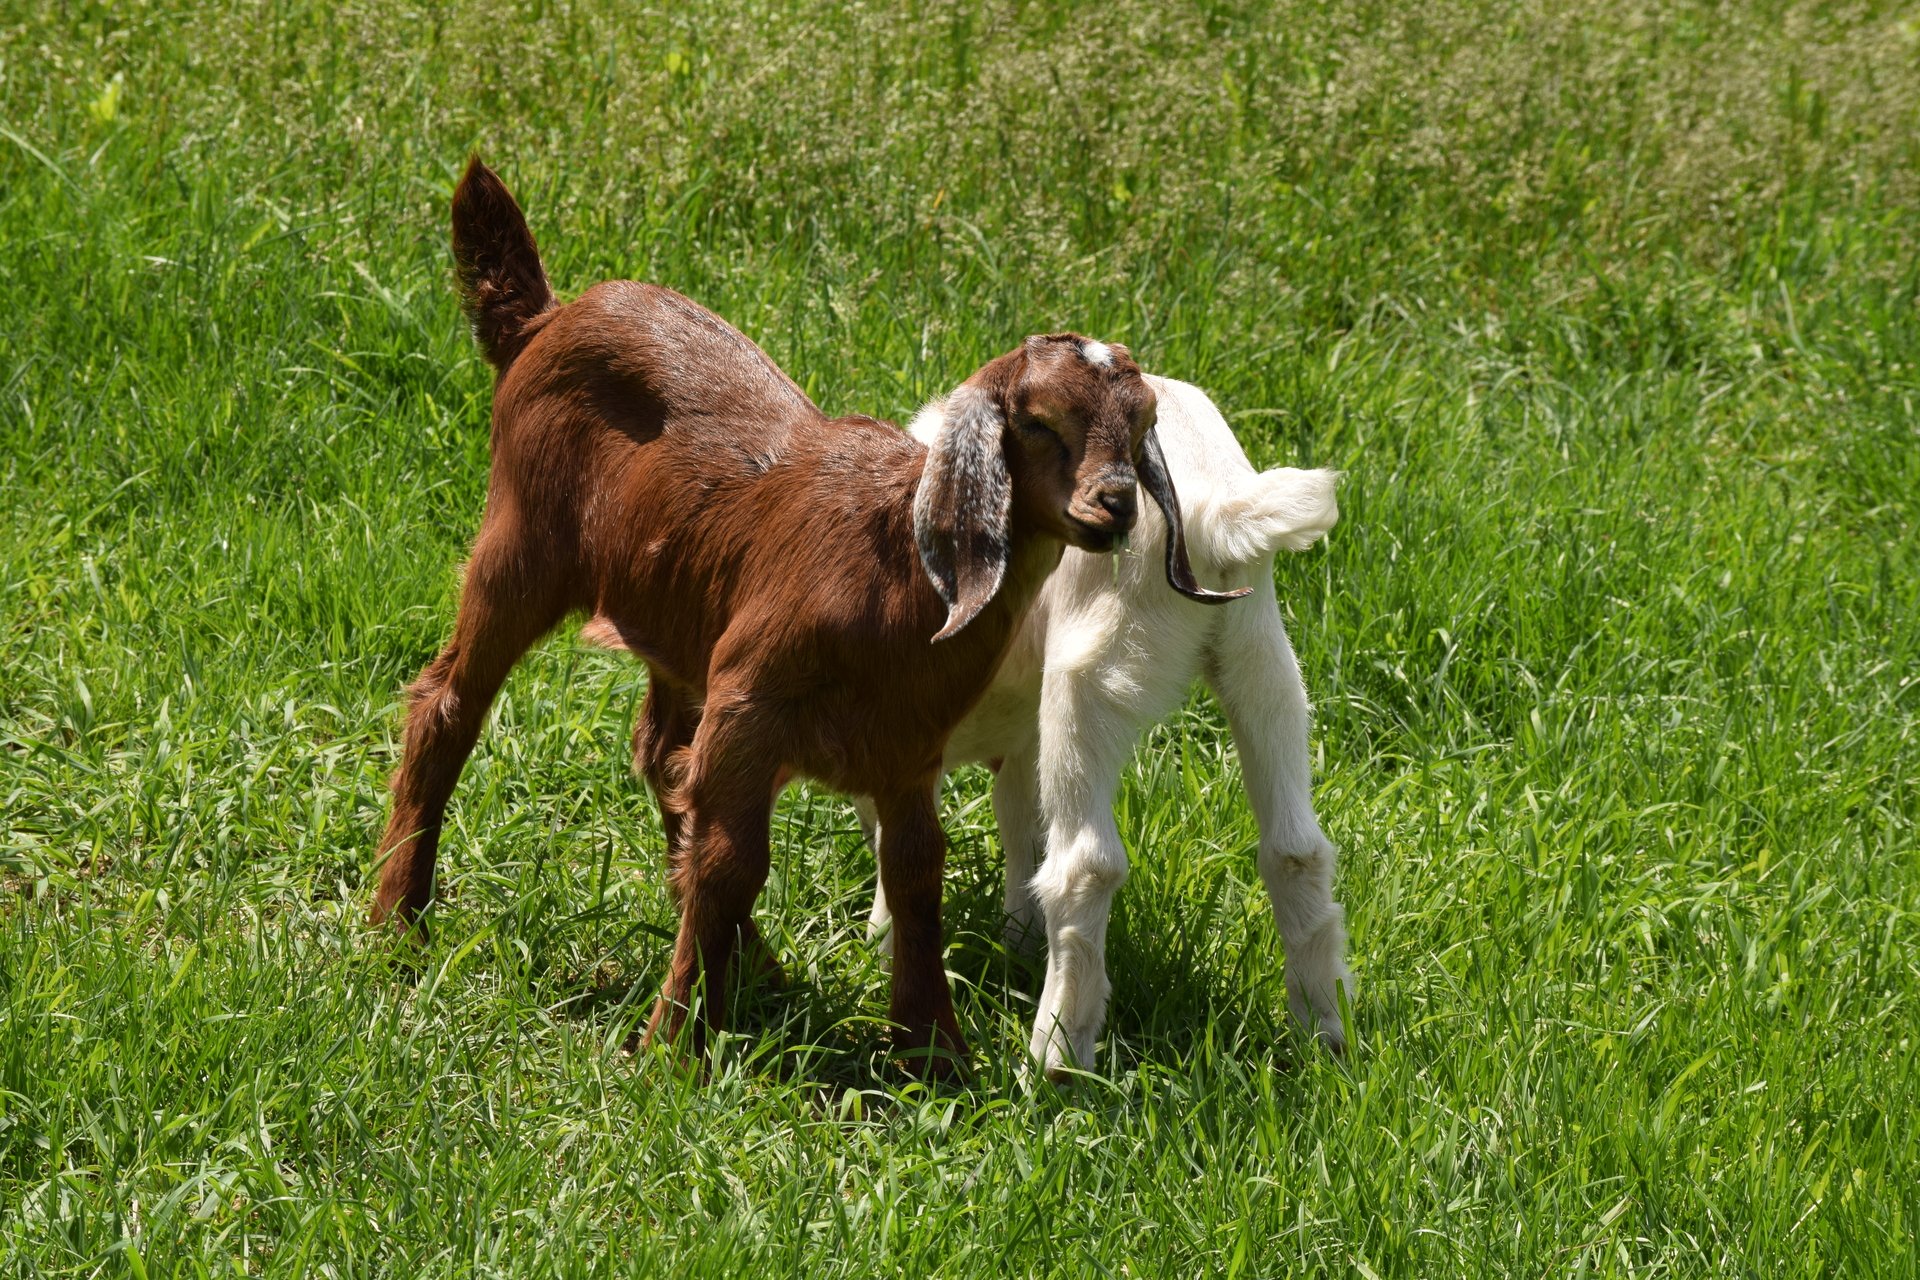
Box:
1138, 426, 1252, 605
913, 384, 1013, 641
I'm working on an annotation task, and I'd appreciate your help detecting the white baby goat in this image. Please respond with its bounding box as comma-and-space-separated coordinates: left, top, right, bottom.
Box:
862, 374, 1354, 1078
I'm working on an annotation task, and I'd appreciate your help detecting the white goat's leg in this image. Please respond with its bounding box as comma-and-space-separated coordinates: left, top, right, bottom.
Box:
853, 794, 894, 958
1028, 682, 1134, 1079
1208, 582, 1354, 1050
992, 734, 1045, 949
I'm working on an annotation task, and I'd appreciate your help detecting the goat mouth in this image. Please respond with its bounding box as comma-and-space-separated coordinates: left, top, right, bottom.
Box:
1065, 515, 1128, 552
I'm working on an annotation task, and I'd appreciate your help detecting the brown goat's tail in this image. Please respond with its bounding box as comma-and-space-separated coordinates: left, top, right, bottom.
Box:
450, 156, 556, 371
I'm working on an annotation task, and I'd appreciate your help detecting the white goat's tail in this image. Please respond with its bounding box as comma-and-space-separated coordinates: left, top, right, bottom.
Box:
1192, 467, 1340, 568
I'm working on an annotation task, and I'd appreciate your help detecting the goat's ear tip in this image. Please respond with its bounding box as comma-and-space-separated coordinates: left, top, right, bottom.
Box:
1175, 582, 1254, 605
929, 605, 977, 642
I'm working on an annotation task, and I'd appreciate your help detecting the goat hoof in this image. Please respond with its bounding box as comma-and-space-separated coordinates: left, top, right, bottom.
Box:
640, 996, 711, 1061
1034, 1045, 1097, 1087
900, 1045, 970, 1082
893, 1021, 970, 1081
368, 900, 432, 970
744, 949, 786, 990
1288, 980, 1354, 1057
1029, 1024, 1100, 1082
738, 933, 787, 989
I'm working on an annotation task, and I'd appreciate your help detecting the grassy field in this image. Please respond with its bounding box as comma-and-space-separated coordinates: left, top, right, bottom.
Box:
4, 1, 1917, 1274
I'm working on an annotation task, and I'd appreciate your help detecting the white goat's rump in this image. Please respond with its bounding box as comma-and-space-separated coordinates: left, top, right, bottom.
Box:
866, 375, 1353, 1078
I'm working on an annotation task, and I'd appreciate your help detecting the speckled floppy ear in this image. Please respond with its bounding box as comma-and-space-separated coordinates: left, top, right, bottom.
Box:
913, 383, 1013, 641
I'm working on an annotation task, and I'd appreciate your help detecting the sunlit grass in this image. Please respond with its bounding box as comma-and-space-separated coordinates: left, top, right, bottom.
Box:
2, 1, 1915, 1275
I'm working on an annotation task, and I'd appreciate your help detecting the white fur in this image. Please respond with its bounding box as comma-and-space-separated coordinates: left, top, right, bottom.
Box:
870, 375, 1353, 1079
1079, 340, 1114, 367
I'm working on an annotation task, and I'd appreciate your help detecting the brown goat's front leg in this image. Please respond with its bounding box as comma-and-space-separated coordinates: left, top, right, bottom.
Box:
642, 803, 775, 1055
633, 677, 783, 990
874, 785, 969, 1076
641, 711, 778, 1058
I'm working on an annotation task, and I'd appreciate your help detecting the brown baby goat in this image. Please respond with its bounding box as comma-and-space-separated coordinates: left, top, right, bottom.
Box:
370, 157, 1244, 1072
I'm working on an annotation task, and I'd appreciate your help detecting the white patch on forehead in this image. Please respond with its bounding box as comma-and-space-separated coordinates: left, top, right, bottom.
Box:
1079, 340, 1114, 367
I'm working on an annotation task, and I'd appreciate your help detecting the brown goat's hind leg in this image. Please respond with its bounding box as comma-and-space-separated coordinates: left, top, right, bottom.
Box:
371, 537, 566, 937
633, 674, 699, 871
875, 786, 969, 1077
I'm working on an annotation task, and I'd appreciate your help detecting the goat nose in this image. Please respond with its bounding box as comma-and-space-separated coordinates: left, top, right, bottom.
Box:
1098, 485, 1137, 527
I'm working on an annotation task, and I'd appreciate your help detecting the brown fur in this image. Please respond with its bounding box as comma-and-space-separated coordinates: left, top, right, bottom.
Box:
371, 158, 1235, 1075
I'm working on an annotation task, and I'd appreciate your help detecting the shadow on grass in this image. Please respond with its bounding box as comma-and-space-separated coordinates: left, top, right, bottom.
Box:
526, 855, 1326, 1099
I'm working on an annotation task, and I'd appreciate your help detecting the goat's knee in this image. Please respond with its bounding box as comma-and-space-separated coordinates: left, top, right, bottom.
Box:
670, 815, 769, 927
393, 658, 475, 789
1256, 832, 1335, 930
1027, 828, 1128, 1077
1032, 828, 1129, 923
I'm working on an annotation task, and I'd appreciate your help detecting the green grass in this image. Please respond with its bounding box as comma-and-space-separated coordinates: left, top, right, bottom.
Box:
3, 0, 1917, 1274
